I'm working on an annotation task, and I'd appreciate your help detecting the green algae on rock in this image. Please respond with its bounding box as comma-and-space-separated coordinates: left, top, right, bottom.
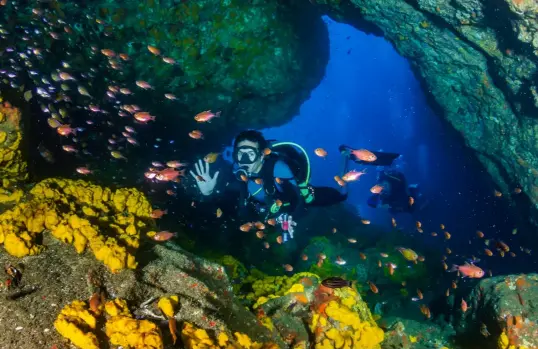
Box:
85, 0, 329, 132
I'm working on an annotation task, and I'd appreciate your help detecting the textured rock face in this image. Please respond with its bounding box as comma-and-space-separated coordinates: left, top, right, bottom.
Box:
61, 0, 328, 133
321, 0, 538, 223
453, 274, 538, 349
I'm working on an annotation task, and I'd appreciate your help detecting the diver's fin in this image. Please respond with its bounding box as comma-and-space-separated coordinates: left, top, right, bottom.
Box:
339, 145, 400, 167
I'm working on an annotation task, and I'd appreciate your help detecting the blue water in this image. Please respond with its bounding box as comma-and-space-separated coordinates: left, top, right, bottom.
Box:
261, 17, 517, 263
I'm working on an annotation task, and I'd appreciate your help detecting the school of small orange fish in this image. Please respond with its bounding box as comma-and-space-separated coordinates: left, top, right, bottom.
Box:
0, 2, 529, 329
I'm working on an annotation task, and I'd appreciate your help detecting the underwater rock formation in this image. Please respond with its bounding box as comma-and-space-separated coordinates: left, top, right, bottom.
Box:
46, 0, 328, 139
0, 98, 27, 205
454, 274, 538, 349
318, 0, 538, 225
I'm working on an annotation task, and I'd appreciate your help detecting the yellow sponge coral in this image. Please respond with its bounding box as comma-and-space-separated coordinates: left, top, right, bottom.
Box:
181, 322, 274, 349
104, 298, 131, 317
309, 287, 384, 349
0, 178, 153, 272
105, 315, 163, 349
54, 300, 100, 349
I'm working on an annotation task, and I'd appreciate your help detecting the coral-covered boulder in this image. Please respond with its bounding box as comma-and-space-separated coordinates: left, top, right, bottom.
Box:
453, 273, 538, 348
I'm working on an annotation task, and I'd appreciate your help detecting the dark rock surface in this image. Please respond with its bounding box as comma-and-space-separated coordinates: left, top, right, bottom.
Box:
453, 273, 538, 349
0, 236, 280, 349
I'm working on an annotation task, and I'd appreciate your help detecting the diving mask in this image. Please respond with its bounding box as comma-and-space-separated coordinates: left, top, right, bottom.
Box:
234, 146, 260, 165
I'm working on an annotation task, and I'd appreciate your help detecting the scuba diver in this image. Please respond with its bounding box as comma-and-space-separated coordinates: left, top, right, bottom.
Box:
338, 145, 420, 214
190, 130, 348, 242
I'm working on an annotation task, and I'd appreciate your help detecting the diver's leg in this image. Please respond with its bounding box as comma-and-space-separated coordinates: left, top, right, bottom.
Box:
310, 186, 347, 206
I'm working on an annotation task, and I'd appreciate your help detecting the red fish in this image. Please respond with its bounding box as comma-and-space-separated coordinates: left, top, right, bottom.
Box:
134, 112, 156, 123
56, 125, 77, 136
351, 149, 377, 162
449, 263, 484, 278
461, 299, 469, 312
341, 169, 366, 182
150, 209, 168, 219
156, 168, 184, 182
152, 231, 176, 241
194, 110, 221, 123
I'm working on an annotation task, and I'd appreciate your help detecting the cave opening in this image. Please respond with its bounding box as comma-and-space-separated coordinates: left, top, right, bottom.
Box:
263, 16, 528, 273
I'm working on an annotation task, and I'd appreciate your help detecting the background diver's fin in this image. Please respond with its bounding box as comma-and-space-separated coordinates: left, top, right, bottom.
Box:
339, 145, 400, 167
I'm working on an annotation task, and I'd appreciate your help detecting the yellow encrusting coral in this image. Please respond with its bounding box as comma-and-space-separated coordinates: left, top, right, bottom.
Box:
56, 297, 164, 349
53, 300, 100, 349
105, 315, 163, 349
181, 322, 275, 349
309, 287, 384, 349
0, 178, 153, 272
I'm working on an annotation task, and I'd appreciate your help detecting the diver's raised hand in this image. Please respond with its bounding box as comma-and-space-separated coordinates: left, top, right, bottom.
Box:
189, 159, 219, 196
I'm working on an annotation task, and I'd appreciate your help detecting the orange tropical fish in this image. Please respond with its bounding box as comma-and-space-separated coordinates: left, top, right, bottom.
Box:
361, 219, 371, 225
440, 224, 445, 230
476, 230, 484, 238
239, 223, 253, 232
194, 110, 221, 123
147, 45, 161, 55
255, 231, 265, 239
351, 149, 377, 162
263, 148, 272, 156
100, 49, 116, 57
266, 218, 277, 226
254, 222, 265, 230
314, 148, 327, 158
367, 281, 379, 294
409, 197, 415, 206
461, 299, 469, 313
419, 304, 431, 319
484, 248, 493, 256
370, 185, 383, 194
283, 264, 293, 272
276, 236, 283, 244
150, 209, 168, 219
204, 152, 219, 164
188, 130, 204, 139
334, 176, 346, 187
444, 231, 451, 240
416, 289, 423, 300
342, 169, 367, 182
359, 253, 367, 260
449, 263, 484, 278
152, 231, 176, 241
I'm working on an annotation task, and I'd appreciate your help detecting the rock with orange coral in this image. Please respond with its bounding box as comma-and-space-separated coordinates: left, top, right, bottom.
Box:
454, 274, 538, 348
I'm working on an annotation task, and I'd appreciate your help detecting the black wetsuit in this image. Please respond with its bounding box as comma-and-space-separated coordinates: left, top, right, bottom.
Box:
368, 170, 418, 214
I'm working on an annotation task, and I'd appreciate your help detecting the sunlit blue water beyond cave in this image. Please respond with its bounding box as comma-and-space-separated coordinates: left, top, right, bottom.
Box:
262, 17, 526, 274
